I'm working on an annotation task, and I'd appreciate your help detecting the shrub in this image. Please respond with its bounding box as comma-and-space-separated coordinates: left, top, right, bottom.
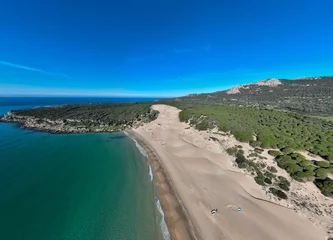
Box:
303, 164, 316, 171
249, 140, 262, 147
278, 176, 291, 191
285, 163, 303, 174
269, 187, 288, 199
295, 170, 315, 179
326, 153, 333, 161
282, 147, 294, 154
254, 148, 264, 153
264, 171, 275, 180
235, 153, 248, 168
264, 178, 272, 184
196, 121, 208, 130
314, 161, 330, 168
254, 176, 266, 186
268, 150, 282, 157
314, 168, 329, 179
279, 182, 290, 192
267, 166, 278, 173
315, 180, 333, 196
179, 111, 186, 122
298, 160, 311, 167
226, 147, 238, 156
290, 153, 306, 162
276, 155, 293, 166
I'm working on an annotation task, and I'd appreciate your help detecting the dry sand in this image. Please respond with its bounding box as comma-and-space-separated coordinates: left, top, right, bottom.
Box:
133, 104, 331, 240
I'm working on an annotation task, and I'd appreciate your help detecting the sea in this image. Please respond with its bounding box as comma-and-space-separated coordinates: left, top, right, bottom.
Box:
0, 97, 169, 240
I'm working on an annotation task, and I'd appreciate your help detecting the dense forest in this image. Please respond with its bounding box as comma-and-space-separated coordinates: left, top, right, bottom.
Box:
12, 102, 158, 123
1, 102, 158, 132
168, 77, 333, 116
178, 105, 333, 160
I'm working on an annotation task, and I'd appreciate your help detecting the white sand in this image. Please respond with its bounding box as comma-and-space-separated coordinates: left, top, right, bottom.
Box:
133, 104, 330, 240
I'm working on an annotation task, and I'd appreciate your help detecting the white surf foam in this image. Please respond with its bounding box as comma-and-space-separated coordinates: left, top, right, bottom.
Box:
156, 200, 171, 240
133, 139, 148, 158
148, 164, 153, 181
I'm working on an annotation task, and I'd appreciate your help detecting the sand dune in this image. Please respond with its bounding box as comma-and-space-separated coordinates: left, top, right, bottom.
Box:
133, 104, 328, 240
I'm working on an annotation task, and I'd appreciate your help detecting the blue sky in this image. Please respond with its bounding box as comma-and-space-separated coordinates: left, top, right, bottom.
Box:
1, 0, 333, 97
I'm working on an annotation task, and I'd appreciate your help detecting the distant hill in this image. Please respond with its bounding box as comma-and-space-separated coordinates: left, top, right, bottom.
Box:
169, 76, 333, 116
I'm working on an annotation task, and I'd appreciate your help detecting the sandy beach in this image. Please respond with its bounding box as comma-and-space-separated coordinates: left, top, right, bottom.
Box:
132, 104, 331, 240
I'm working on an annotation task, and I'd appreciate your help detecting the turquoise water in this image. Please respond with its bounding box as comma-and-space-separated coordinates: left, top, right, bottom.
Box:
0, 100, 163, 240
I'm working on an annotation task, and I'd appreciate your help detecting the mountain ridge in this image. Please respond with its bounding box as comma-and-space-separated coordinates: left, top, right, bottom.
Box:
170, 76, 333, 116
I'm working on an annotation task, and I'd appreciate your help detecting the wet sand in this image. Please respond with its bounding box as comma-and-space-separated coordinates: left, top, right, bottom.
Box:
130, 134, 196, 240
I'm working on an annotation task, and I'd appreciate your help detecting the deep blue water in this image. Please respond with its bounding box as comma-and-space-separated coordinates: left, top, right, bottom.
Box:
0, 97, 158, 107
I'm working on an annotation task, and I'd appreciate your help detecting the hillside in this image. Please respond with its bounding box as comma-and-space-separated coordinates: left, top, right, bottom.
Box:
170, 76, 333, 116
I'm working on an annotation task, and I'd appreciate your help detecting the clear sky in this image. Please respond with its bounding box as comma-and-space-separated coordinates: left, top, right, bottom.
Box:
1, 0, 333, 97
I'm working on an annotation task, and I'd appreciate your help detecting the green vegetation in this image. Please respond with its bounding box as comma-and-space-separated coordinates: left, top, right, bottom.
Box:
315, 180, 333, 196
178, 105, 333, 161
226, 146, 239, 156
281, 147, 294, 154
268, 150, 282, 157
169, 77, 333, 116
235, 153, 248, 168
12, 102, 157, 123
314, 161, 331, 168
314, 168, 329, 179
4, 102, 159, 132
267, 166, 277, 173
269, 187, 288, 199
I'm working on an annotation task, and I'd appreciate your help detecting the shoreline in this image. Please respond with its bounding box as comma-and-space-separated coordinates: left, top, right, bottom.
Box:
2, 105, 332, 239
128, 130, 197, 240
131, 104, 330, 240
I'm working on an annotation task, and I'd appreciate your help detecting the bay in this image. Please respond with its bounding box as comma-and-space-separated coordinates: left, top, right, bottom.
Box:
0, 97, 162, 240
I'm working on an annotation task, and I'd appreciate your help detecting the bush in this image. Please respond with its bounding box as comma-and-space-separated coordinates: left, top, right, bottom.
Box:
285, 163, 303, 174
278, 176, 291, 187
269, 187, 288, 199
282, 147, 294, 154
264, 178, 272, 184
289, 153, 306, 162
326, 153, 333, 161
254, 148, 264, 153
295, 170, 315, 179
226, 147, 238, 156
314, 168, 329, 179
249, 140, 262, 147
264, 171, 275, 180
254, 176, 266, 186
235, 153, 248, 168
315, 180, 333, 196
196, 121, 208, 130
268, 150, 282, 157
267, 166, 278, 173
314, 161, 330, 168
279, 183, 290, 191
298, 160, 311, 167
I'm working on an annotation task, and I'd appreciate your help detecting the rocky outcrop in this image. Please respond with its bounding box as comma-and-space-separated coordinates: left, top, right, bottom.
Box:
226, 78, 282, 94
254, 78, 282, 86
